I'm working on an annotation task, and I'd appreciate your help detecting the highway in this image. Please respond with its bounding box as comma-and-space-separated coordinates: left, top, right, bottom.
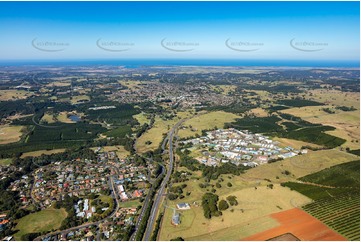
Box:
129, 164, 164, 241
142, 118, 186, 241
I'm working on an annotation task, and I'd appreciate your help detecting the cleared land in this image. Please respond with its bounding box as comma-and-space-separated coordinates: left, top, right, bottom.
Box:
250, 108, 269, 117
281, 106, 359, 149
14, 208, 67, 240
210, 84, 237, 95
0, 90, 33, 101
0, 125, 24, 144
305, 89, 360, 109
56, 112, 78, 123
45, 81, 71, 87
242, 208, 346, 241
119, 80, 144, 91
178, 111, 241, 139
20, 149, 66, 158
70, 95, 90, 104
133, 112, 151, 126
41, 113, 57, 124
273, 137, 322, 150
136, 112, 192, 153
159, 184, 311, 241
119, 200, 141, 208
160, 149, 356, 240
91, 145, 130, 159
243, 149, 357, 182
0, 158, 12, 166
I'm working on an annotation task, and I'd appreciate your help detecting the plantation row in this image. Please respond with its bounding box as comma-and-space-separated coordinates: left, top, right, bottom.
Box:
303, 195, 360, 241
287, 160, 360, 241
299, 160, 360, 188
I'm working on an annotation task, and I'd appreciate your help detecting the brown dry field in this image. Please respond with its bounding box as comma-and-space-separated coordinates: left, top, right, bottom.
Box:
242, 208, 346, 241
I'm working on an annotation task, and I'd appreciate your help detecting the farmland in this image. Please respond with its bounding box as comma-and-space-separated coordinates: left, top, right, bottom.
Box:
284, 160, 360, 241
243, 208, 347, 241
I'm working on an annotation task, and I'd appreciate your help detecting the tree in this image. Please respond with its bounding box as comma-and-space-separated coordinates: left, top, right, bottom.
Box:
219, 200, 229, 211
227, 182, 232, 187
168, 193, 178, 200
226, 195, 238, 206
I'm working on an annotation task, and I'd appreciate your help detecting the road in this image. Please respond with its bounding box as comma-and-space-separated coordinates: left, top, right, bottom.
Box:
142, 118, 186, 241
129, 164, 165, 241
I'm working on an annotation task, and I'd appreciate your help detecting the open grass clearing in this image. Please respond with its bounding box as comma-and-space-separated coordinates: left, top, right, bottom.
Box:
91, 145, 130, 159
0, 125, 24, 144
70, 95, 90, 104
14, 208, 67, 240
133, 112, 151, 126
0, 90, 34, 101
273, 137, 322, 150
45, 81, 71, 87
136, 111, 192, 153
118, 80, 154, 91
178, 111, 241, 139
250, 108, 269, 117
243, 149, 357, 183
20, 148, 66, 158
40, 113, 57, 124
56, 112, 82, 123
119, 199, 141, 208
304, 89, 359, 109
0, 158, 12, 166
159, 184, 311, 240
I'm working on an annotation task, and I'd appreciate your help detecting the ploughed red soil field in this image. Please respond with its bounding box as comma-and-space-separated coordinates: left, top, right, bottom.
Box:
242, 208, 347, 241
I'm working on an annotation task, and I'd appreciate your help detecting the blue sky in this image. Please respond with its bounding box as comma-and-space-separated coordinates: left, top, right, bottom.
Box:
0, 1, 359, 63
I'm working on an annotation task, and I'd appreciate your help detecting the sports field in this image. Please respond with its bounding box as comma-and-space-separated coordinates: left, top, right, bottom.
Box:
14, 208, 67, 240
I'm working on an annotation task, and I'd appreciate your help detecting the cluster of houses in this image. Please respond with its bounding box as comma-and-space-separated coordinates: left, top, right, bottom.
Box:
182, 128, 306, 167
75, 199, 96, 219
8, 174, 32, 206
112, 81, 234, 109
32, 160, 110, 208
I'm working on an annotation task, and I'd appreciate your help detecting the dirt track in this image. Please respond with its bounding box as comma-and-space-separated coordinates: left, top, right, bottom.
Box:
242, 208, 346, 241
